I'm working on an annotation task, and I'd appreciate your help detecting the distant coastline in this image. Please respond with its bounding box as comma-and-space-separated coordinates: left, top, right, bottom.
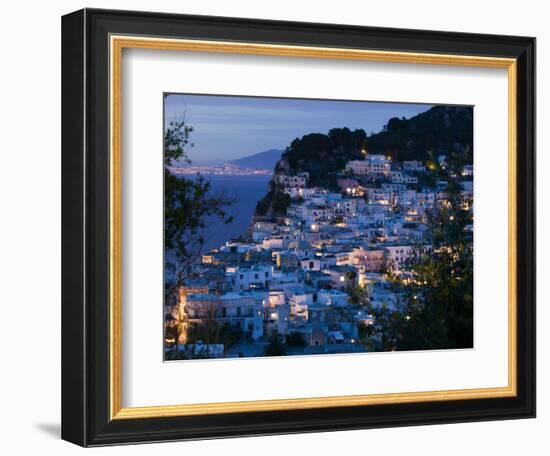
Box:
170, 163, 273, 176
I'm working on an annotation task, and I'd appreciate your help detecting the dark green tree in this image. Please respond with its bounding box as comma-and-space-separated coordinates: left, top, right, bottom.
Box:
346, 284, 369, 306
265, 333, 287, 356
286, 331, 306, 347
365, 106, 473, 163
373, 175, 474, 351
164, 117, 235, 300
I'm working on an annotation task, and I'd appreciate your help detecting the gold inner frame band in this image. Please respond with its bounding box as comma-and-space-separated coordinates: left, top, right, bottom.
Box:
109, 35, 517, 420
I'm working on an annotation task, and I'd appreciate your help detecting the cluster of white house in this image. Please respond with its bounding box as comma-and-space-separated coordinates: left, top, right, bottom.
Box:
167, 154, 473, 356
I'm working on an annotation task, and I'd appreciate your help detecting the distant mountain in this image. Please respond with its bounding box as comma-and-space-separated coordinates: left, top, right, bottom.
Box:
228, 149, 283, 170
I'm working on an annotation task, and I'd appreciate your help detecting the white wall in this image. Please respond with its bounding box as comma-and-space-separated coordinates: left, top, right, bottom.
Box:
0, 0, 546, 454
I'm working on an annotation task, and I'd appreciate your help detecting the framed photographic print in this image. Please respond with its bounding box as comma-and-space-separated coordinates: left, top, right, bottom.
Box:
61, 8, 536, 447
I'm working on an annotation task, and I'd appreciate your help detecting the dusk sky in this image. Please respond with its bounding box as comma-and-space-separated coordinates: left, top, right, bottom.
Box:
164, 94, 433, 165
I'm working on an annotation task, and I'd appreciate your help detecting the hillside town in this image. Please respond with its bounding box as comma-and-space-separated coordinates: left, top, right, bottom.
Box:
164, 151, 474, 359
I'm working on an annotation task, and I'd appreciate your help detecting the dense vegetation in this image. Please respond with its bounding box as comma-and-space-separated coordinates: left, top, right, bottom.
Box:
365, 105, 473, 164
254, 181, 293, 217
164, 120, 234, 301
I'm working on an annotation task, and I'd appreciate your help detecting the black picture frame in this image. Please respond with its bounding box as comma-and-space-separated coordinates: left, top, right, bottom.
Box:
62, 8, 536, 447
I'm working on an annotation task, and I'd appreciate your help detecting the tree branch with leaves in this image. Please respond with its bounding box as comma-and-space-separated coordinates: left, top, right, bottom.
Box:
164, 118, 235, 303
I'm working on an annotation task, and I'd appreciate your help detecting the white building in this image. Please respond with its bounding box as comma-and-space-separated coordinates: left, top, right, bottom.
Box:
330, 198, 357, 216
317, 289, 350, 307
368, 286, 402, 311
262, 237, 285, 250
283, 187, 302, 198
403, 160, 426, 172
299, 258, 322, 271
289, 293, 313, 319
383, 245, 416, 269
323, 267, 357, 288
252, 230, 271, 242
417, 190, 436, 208
276, 172, 309, 188
234, 265, 273, 291
267, 290, 286, 307
366, 188, 391, 205
264, 304, 290, 335
350, 248, 385, 272
390, 171, 419, 184
383, 244, 432, 269
345, 155, 390, 177
300, 204, 333, 223
185, 293, 264, 340
335, 251, 352, 266
462, 164, 474, 177
395, 189, 418, 206
283, 187, 323, 200
220, 242, 256, 253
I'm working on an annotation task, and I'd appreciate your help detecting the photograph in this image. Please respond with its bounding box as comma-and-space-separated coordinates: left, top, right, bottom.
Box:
163, 94, 475, 361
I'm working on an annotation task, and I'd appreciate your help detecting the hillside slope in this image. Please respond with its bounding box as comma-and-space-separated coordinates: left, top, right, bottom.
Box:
255, 105, 473, 217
